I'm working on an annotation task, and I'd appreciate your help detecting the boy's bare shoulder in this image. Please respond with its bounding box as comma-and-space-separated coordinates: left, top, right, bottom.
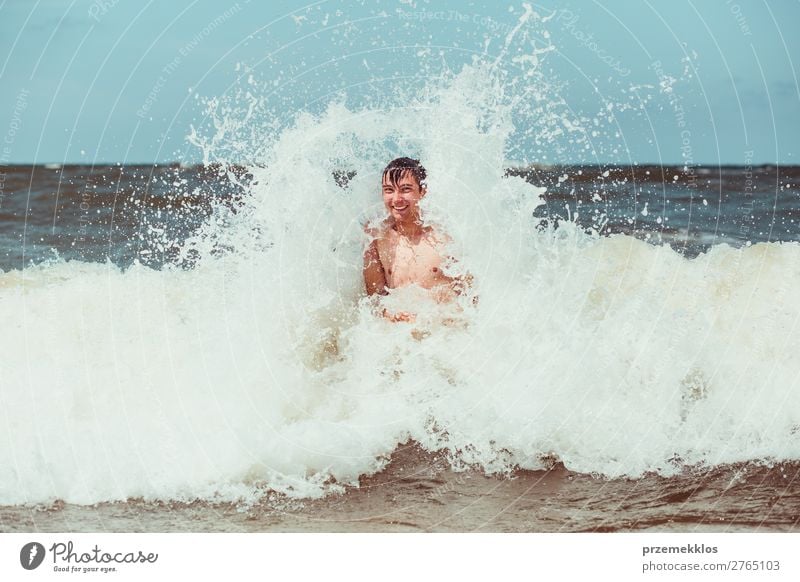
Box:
425, 225, 454, 246
363, 218, 394, 240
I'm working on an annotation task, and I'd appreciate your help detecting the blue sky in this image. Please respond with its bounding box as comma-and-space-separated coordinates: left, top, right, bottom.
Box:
1, 0, 798, 164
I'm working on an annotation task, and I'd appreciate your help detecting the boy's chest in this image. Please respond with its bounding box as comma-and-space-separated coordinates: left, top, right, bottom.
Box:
377, 236, 447, 288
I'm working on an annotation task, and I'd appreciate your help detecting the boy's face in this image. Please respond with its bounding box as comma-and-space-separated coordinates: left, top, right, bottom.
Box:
382, 170, 426, 223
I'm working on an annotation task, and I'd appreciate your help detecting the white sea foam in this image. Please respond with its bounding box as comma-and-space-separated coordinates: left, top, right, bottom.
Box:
3, 216, 800, 505
2, 37, 799, 505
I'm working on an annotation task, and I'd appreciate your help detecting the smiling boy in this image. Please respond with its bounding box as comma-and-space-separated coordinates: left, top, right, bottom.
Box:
363, 157, 472, 323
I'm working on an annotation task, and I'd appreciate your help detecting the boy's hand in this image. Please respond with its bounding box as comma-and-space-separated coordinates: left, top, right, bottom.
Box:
381, 308, 416, 323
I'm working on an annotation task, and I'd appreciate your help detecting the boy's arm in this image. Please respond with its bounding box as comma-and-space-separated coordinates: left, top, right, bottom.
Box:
363, 239, 388, 296
363, 239, 415, 322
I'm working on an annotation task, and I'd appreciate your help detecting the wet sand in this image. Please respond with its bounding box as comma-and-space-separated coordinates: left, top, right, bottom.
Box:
2, 443, 799, 533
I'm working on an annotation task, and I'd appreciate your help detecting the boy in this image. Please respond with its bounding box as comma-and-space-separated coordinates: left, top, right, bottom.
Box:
363, 157, 472, 323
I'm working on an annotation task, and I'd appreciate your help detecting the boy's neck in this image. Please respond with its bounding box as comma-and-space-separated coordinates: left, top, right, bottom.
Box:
392, 218, 425, 239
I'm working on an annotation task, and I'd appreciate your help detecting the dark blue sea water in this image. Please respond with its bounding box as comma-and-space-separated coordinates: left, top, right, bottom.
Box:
1, 164, 797, 272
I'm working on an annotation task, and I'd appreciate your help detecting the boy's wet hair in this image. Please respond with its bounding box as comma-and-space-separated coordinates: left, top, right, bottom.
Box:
382, 157, 427, 188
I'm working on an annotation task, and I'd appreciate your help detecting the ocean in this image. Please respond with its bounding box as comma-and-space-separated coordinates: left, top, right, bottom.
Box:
1, 54, 799, 532
1, 159, 798, 533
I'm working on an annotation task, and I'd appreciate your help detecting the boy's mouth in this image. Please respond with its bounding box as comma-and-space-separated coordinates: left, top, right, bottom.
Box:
392, 204, 409, 212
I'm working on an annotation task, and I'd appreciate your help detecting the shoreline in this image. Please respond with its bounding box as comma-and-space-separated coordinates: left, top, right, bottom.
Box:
3, 446, 797, 533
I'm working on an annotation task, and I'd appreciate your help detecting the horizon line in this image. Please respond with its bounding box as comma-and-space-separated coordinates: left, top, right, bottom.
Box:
1, 161, 794, 169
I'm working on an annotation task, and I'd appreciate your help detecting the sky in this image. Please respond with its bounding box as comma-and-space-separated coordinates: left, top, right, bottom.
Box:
0, 0, 798, 165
